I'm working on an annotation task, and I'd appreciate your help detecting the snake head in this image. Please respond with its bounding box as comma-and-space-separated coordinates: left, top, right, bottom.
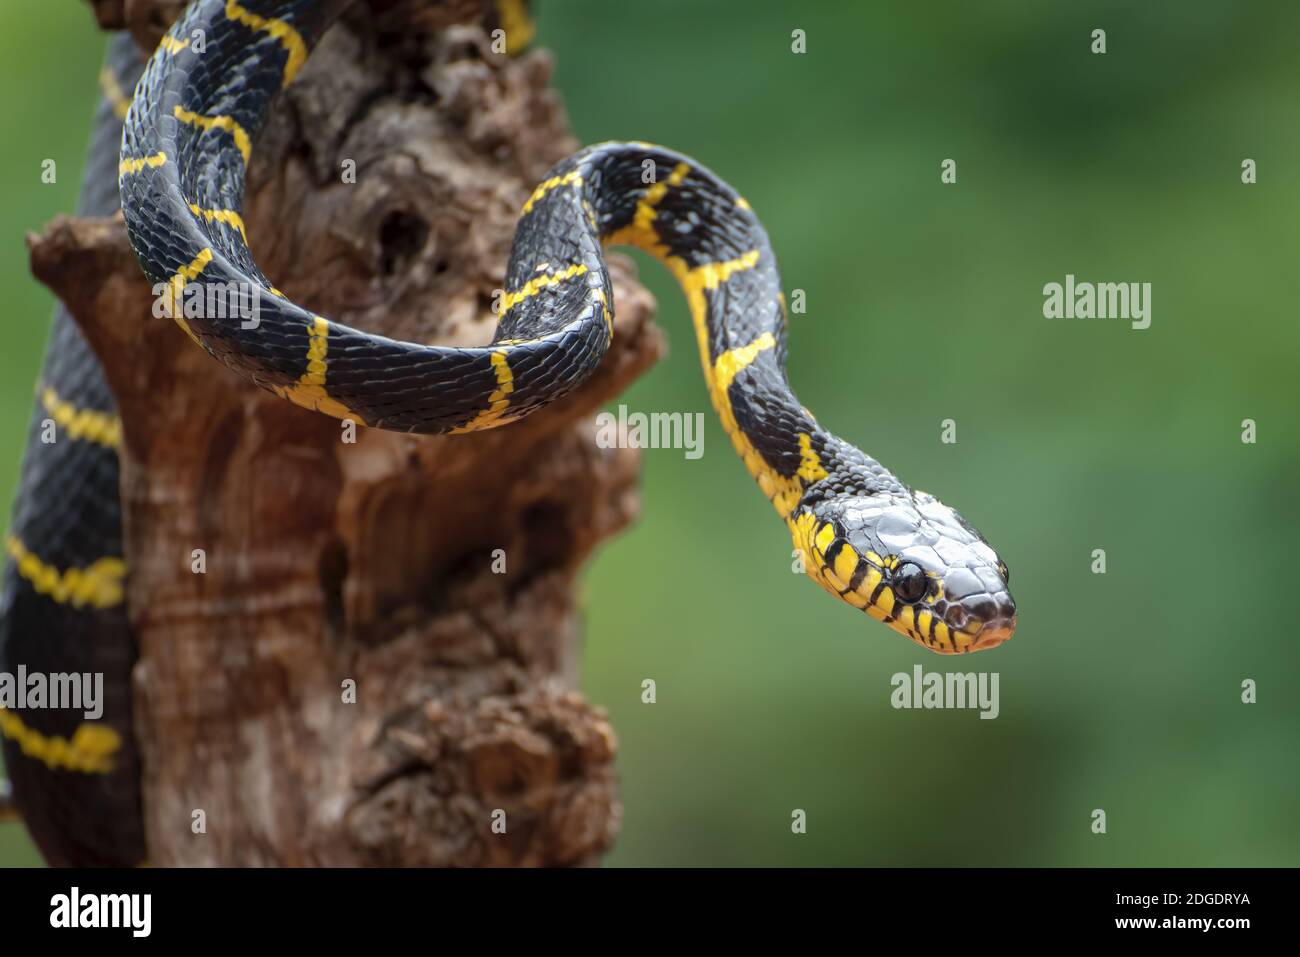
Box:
795, 489, 1016, 653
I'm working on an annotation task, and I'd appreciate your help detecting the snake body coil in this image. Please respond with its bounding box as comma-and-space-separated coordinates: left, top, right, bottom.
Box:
2, 0, 1015, 866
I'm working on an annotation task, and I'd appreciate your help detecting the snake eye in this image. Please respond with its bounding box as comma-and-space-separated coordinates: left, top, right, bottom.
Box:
998, 561, 1009, 583
893, 562, 927, 603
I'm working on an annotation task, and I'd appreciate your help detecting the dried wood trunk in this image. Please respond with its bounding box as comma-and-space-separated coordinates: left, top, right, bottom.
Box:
28, 0, 662, 865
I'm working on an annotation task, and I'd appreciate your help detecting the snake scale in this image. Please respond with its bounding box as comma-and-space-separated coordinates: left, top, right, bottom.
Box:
0, 0, 1016, 866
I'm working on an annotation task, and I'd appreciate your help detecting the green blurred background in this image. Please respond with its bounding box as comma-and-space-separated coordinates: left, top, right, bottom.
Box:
2, 1, 1297, 866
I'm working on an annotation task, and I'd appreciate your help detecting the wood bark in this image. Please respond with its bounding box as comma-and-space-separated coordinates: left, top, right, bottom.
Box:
27, 0, 663, 865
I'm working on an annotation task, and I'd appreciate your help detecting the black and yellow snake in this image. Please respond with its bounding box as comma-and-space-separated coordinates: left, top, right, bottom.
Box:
1, 0, 1016, 866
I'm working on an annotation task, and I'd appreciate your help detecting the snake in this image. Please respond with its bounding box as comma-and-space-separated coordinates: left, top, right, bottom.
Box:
1, 0, 1016, 866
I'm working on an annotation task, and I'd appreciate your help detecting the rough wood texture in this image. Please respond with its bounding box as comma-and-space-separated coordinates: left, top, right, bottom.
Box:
30, 0, 663, 865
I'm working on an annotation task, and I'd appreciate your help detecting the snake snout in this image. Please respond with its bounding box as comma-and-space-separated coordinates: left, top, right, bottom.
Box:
963, 592, 1017, 650
942, 566, 1016, 650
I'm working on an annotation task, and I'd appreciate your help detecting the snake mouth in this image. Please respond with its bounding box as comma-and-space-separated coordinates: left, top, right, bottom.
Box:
964, 614, 1016, 652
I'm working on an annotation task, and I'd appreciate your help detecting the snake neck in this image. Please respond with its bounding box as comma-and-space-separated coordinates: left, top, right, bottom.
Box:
570, 145, 906, 536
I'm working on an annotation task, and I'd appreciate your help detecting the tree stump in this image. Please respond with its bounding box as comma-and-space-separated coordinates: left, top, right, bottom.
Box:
26, 0, 663, 865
